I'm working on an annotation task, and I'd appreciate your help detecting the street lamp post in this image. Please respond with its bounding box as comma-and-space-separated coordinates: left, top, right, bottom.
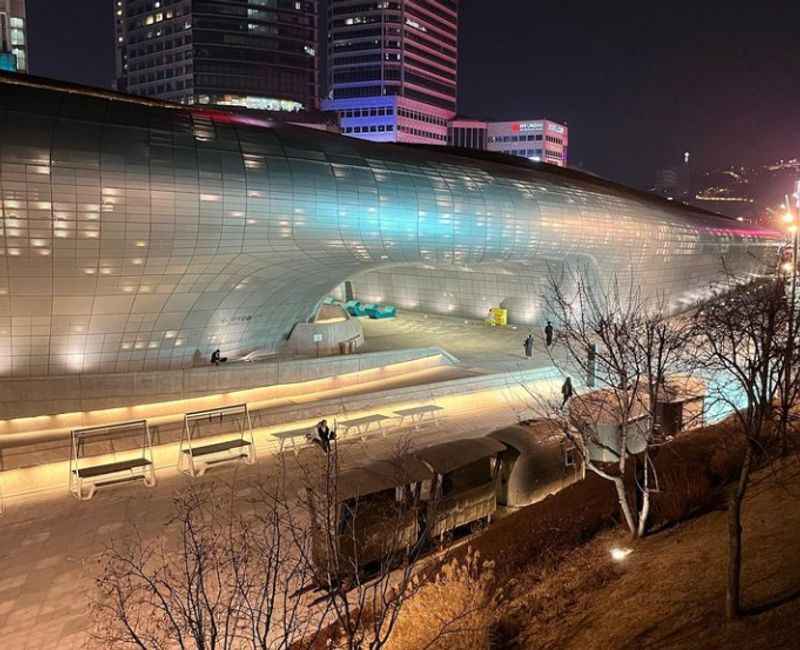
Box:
795, 180, 800, 301
781, 183, 800, 429
786, 188, 800, 301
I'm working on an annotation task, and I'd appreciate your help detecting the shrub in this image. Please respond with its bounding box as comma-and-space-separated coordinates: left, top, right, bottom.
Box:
708, 438, 747, 483
387, 548, 502, 650
649, 461, 715, 527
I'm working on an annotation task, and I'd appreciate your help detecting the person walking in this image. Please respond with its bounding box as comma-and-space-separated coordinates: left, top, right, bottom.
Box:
545, 321, 554, 347
561, 376, 574, 409
524, 334, 534, 359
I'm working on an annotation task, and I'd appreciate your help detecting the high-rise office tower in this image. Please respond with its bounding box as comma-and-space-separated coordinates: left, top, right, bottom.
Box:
0, 0, 27, 73
323, 0, 458, 144
113, 0, 319, 112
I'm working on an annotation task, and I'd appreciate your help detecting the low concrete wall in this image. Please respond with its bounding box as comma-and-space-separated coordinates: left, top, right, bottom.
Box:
0, 347, 457, 422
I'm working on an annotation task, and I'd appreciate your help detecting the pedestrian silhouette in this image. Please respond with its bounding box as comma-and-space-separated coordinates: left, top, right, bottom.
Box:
561, 376, 574, 408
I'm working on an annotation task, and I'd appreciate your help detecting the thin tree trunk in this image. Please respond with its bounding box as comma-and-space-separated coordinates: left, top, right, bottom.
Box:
613, 475, 638, 537
637, 454, 650, 538
727, 445, 753, 620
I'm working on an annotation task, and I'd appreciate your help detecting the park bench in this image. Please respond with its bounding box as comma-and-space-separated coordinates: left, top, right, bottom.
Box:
178, 404, 255, 477
393, 404, 444, 431
272, 426, 317, 455
69, 420, 156, 501
338, 413, 392, 441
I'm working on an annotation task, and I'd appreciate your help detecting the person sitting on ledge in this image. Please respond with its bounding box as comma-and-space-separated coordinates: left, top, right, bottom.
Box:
210, 349, 228, 366
312, 419, 336, 453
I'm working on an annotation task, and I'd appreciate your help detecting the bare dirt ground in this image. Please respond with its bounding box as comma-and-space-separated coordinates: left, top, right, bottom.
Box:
502, 460, 800, 650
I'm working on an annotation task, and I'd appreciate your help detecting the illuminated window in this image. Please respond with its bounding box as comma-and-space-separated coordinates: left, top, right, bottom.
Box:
12, 49, 25, 69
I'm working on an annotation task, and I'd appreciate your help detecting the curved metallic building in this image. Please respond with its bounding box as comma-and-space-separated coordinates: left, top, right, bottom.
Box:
0, 74, 781, 378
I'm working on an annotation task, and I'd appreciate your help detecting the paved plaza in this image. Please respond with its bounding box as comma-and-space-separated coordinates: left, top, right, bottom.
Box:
360, 310, 562, 373
0, 393, 554, 648
0, 312, 570, 647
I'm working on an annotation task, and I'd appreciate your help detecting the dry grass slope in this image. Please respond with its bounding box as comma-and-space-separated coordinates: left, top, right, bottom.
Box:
494, 458, 800, 649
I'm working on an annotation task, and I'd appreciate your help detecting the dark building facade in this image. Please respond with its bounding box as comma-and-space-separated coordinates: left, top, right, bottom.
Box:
448, 117, 487, 150
323, 0, 458, 144
114, 0, 319, 112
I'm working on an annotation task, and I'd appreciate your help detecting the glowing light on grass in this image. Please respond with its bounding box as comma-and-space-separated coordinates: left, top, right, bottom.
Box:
610, 547, 633, 561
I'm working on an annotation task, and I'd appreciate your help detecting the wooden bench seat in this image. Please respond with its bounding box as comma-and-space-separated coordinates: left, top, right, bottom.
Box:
182, 438, 251, 457
72, 457, 152, 479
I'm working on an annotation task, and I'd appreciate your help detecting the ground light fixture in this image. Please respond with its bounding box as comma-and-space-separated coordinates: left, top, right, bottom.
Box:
610, 547, 633, 561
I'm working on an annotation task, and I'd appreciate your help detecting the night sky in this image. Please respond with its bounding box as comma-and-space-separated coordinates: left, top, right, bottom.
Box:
24, 0, 800, 189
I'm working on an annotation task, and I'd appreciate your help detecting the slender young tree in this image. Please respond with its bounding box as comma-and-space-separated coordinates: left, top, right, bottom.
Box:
691, 275, 791, 619
542, 267, 693, 537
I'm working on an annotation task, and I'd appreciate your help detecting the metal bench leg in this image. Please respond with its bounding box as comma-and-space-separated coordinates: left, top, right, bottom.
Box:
143, 467, 157, 488
178, 451, 188, 475
80, 481, 97, 501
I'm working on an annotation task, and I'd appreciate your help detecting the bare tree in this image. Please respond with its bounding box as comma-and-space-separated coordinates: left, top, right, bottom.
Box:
90, 439, 496, 650
690, 275, 792, 619
543, 268, 693, 537
294, 439, 430, 650
89, 475, 321, 649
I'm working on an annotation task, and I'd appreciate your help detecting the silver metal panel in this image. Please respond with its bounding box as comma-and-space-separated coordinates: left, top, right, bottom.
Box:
0, 77, 782, 378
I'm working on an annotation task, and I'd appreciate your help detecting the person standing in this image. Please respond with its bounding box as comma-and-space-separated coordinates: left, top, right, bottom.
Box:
561, 376, 574, 409
545, 321, 554, 347
524, 334, 534, 359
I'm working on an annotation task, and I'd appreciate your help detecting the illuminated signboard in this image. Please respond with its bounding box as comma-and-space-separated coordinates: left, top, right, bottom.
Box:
512, 122, 544, 133
547, 123, 566, 134
512, 121, 543, 133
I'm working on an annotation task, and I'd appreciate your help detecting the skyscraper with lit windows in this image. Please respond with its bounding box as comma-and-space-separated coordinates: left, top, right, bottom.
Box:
0, 0, 27, 73
323, 0, 458, 144
113, 0, 319, 112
